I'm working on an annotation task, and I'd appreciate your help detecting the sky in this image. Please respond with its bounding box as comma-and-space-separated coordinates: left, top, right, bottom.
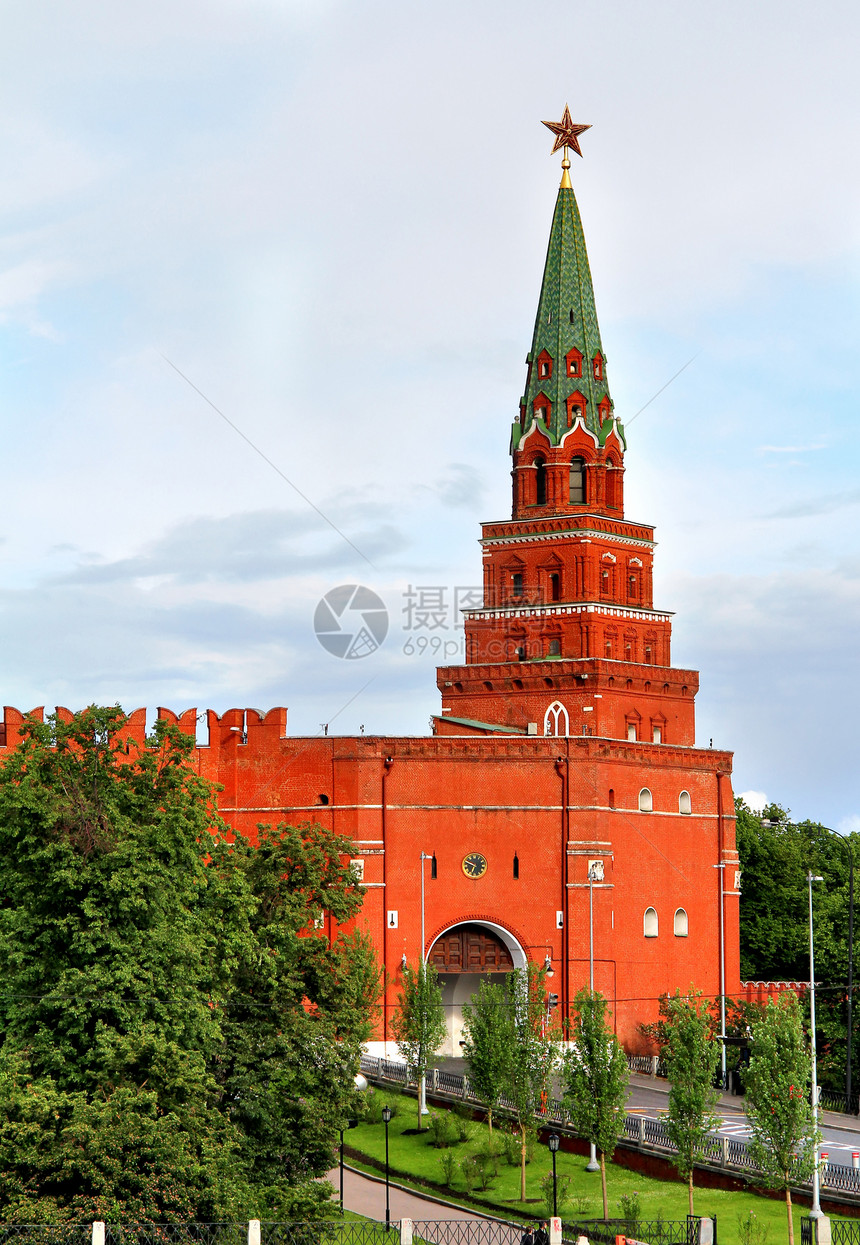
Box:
1, 0, 859, 832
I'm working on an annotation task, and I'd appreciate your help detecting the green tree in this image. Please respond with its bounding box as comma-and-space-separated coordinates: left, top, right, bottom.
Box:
391, 962, 446, 1130
462, 978, 511, 1137
562, 988, 628, 1220
744, 994, 819, 1245
501, 965, 560, 1203
0, 706, 378, 1221
736, 797, 859, 1097
662, 990, 720, 1216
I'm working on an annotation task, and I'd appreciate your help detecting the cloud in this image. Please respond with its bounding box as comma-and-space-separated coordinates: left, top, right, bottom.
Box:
838, 816, 860, 836
764, 489, 860, 520
738, 791, 768, 813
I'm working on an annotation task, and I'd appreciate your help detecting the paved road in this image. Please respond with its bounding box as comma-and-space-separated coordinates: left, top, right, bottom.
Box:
327, 1164, 500, 1223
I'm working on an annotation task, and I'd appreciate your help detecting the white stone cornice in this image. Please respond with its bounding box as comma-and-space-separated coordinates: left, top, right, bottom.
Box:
465, 602, 673, 623
481, 527, 656, 551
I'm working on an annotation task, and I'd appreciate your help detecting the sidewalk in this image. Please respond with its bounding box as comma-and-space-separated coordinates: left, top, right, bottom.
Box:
328, 1164, 501, 1223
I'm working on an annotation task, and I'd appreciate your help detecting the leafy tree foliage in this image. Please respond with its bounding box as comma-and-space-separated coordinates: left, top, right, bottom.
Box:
744, 994, 819, 1245
500, 965, 560, 1203
736, 797, 858, 1095
0, 707, 379, 1222
561, 988, 628, 1220
462, 978, 510, 1136
391, 962, 446, 1130
662, 990, 721, 1216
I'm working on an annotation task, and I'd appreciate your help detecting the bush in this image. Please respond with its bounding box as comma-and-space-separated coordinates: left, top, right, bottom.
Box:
459, 1153, 494, 1193
501, 1124, 536, 1166
366, 1090, 399, 1125
428, 1110, 457, 1148
475, 1136, 503, 1177
618, 1191, 641, 1232
540, 1171, 571, 1218
439, 1149, 458, 1187
452, 1102, 476, 1143
737, 1212, 769, 1245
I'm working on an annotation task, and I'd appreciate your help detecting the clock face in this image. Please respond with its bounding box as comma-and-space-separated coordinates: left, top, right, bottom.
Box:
462, 852, 488, 879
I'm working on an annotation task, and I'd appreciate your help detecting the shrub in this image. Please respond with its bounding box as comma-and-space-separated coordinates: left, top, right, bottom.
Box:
428, 1109, 457, 1148
618, 1191, 641, 1232
737, 1212, 769, 1245
540, 1171, 572, 1218
439, 1149, 458, 1187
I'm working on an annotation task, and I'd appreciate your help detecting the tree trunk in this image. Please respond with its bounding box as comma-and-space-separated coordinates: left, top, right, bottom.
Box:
521, 1121, 527, 1202
688, 1170, 694, 1218
488, 1106, 493, 1138
786, 1188, 794, 1245
600, 1151, 608, 1221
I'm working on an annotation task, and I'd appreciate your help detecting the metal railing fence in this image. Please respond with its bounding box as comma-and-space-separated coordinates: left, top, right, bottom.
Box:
360, 1056, 860, 1200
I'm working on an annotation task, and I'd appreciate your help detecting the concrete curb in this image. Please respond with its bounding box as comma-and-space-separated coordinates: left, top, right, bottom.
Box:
342, 1161, 532, 1226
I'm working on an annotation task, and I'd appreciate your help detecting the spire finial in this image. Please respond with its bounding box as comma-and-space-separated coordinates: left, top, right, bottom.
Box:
541, 104, 591, 186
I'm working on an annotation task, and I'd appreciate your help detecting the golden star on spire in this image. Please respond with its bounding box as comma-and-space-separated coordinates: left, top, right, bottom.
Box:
541, 104, 591, 157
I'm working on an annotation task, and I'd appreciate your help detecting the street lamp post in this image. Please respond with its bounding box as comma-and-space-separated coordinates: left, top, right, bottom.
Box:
382, 1105, 392, 1230
419, 851, 436, 1117
586, 861, 602, 1173
548, 1132, 560, 1217
339, 1119, 357, 1203
809, 872, 824, 1220
338, 1072, 368, 1207
713, 861, 727, 1088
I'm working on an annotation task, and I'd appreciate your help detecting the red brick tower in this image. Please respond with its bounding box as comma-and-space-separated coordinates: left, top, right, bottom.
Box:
435, 132, 695, 747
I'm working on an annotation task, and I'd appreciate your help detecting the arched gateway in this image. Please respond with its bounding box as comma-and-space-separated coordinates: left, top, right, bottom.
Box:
427, 921, 526, 1055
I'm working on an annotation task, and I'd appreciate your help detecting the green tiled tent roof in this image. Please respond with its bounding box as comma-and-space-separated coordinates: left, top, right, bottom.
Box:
519, 184, 613, 447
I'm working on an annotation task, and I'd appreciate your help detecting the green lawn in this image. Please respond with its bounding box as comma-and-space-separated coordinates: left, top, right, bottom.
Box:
346, 1089, 852, 1245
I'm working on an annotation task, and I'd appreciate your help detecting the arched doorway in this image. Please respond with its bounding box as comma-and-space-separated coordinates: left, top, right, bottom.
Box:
427, 921, 526, 1055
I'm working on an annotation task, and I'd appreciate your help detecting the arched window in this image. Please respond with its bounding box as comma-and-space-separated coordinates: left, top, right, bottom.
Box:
544, 701, 569, 737
638, 788, 653, 812
644, 907, 658, 938
674, 908, 689, 937
679, 790, 692, 815
569, 457, 586, 505
535, 457, 547, 505
547, 638, 561, 657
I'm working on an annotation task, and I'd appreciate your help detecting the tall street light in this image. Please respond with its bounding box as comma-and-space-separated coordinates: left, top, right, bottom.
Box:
713, 861, 727, 1088
418, 850, 436, 1117
548, 1132, 560, 1217
809, 871, 824, 1221
586, 861, 602, 1173
338, 1072, 368, 1206
382, 1104, 392, 1230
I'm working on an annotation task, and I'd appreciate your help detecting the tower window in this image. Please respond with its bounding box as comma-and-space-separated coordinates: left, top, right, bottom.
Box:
592, 354, 603, 380
543, 700, 569, 736
549, 573, 560, 602
569, 457, 586, 505
627, 723, 637, 742
652, 725, 662, 744
535, 458, 547, 505
638, 787, 653, 812
547, 638, 561, 657
644, 907, 658, 937
679, 790, 692, 815
512, 572, 524, 598
537, 352, 553, 380
513, 853, 520, 879
674, 908, 689, 937
608, 788, 615, 808
569, 309, 575, 324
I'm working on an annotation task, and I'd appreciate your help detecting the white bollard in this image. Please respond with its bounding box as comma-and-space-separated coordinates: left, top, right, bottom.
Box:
248, 1220, 261, 1245
853, 1151, 859, 1170
549, 1218, 562, 1245
92, 1224, 105, 1245
400, 1220, 414, 1245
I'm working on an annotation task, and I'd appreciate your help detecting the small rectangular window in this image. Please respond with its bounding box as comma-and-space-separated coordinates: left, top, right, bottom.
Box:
652, 726, 662, 744
627, 724, 637, 742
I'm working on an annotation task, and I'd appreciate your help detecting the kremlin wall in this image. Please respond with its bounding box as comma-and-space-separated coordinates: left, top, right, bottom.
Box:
0, 118, 749, 1053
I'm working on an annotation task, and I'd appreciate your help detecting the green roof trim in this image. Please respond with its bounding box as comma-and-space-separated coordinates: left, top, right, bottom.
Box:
433, 715, 527, 735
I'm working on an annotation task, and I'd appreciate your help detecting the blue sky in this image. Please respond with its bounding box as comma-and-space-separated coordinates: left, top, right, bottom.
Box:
1, 0, 859, 831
